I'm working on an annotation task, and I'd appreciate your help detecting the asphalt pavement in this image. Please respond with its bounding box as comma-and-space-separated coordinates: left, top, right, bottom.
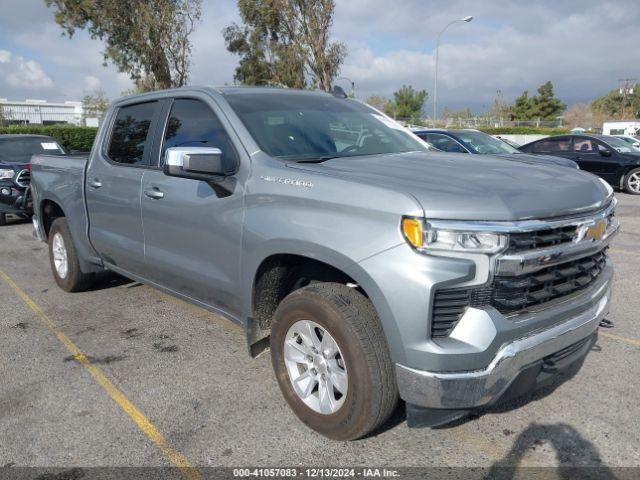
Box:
0, 194, 639, 476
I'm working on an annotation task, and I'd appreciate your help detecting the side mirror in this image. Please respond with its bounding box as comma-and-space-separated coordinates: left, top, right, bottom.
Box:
163, 147, 227, 180
599, 149, 612, 157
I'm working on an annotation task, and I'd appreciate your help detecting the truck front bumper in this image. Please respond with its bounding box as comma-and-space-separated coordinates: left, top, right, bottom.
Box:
0, 183, 32, 216
396, 274, 611, 410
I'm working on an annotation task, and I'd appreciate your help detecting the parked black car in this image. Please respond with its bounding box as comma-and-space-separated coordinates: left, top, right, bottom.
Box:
412, 129, 579, 169
0, 134, 66, 225
519, 134, 640, 195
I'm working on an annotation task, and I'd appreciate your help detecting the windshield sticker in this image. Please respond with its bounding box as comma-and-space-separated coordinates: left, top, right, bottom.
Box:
41, 142, 59, 150
370, 114, 405, 131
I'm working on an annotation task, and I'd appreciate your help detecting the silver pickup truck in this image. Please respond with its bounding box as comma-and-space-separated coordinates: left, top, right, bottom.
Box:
30, 87, 619, 440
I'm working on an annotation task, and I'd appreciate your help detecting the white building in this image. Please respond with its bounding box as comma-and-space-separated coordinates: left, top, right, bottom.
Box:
0, 98, 85, 126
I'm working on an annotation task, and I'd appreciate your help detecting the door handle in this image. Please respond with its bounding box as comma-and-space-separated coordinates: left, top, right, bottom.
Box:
144, 188, 165, 200
89, 179, 102, 188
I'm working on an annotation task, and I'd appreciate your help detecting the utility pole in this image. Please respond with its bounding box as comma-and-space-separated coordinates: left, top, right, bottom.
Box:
618, 78, 636, 120
433, 16, 473, 126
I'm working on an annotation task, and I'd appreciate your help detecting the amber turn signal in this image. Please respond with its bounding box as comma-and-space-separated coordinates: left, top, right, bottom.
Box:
402, 218, 424, 248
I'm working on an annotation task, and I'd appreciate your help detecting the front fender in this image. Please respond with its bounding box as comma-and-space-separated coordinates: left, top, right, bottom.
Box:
240, 238, 408, 363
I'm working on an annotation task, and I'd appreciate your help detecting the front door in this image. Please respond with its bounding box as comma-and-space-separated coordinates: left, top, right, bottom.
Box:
85, 100, 162, 273
570, 137, 614, 180
140, 97, 245, 316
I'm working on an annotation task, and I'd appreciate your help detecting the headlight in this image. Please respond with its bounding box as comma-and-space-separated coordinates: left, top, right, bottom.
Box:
402, 217, 507, 254
0, 168, 14, 180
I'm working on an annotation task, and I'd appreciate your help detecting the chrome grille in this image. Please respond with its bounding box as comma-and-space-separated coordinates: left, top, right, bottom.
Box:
507, 225, 577, 252
430, 250, 608, 338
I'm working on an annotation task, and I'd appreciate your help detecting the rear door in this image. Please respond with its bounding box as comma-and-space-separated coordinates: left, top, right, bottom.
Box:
85, 100, 162, 274
139, 97, 245, 315
529, 136, 573, 160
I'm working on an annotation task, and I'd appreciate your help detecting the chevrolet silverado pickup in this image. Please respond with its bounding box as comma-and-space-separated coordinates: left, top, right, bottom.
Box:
30, 87, 619, 440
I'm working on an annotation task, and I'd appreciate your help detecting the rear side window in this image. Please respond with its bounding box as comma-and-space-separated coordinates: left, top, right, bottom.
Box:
426, 134, 467, 153
531, 138, 571, 153
108, 101, 159, 165
161, 99, 238, 171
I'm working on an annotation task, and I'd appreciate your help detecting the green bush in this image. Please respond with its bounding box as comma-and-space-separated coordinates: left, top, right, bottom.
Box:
478, 127, 570, 135
0, 125, 98, 152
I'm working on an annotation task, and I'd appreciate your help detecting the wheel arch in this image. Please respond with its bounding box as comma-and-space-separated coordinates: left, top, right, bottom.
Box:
244, 244, 401, 361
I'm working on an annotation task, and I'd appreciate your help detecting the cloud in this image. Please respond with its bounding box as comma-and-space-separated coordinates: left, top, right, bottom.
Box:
84, 75, 102, 91
0, 51, 53, 89
1, 0, 639, 112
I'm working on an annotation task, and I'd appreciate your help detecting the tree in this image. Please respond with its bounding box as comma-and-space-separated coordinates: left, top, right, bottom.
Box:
224, 0, 346, 90
512, 82, 565, 121
531, 81, 565, 120
564, 103, 608, 130
592, 83, 640, 119
385, 85, 428, 121
82, 89, 109, 120
365, 95, 389, 112
45, 0, 202, 91
223, 0, 306, 88
513, 91, 534, 120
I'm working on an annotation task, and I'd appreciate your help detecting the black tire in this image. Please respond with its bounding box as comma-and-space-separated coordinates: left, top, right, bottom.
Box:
0, 213, 6, 226
48, 218, 94, 292
271, 282, 398, 440
624, 167, 640, 195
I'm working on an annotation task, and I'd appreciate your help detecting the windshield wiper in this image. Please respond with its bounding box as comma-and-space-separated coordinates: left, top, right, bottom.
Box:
294, 155, 342, 163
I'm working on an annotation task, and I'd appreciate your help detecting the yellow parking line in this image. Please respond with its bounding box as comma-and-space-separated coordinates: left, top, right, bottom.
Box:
0, 268, 203, 480
600, 330, 640, 347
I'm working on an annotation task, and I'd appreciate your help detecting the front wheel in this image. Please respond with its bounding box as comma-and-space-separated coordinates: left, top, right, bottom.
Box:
0, 213, 6, 226
624, 168, 640, 195
271, 283, 398, 440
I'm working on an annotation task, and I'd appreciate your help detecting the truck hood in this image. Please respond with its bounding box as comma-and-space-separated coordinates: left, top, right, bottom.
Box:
494, 152, 578, 169
290, 151, 611, 221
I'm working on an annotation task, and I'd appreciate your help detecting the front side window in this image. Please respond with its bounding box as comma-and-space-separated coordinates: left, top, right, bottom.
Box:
532, 138, 571, 153
161, 99, 238, 171
225, 92, 428, 162
107, 101, 158, 165
573, 138, 596, 152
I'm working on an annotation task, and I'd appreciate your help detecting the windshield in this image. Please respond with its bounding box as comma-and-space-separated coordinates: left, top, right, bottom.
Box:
0, 137, 66, 163
603, 136, 640, 153
454, 130, 520, 154
225, 92, 428, 161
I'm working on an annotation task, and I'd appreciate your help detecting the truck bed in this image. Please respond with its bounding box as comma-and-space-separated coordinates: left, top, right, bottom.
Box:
30, 153, 97, 269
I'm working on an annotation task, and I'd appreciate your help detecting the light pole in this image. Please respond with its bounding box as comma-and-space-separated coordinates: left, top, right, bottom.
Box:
338, 77, 355, 98
433, 15, 473, 126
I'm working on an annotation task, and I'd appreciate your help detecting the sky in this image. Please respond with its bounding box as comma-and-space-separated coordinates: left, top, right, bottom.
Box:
0, 0, 638, 114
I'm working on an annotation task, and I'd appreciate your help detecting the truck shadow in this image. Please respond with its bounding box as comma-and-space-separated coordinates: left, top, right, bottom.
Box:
86, 271, 137, 291
486, 422, 616, 479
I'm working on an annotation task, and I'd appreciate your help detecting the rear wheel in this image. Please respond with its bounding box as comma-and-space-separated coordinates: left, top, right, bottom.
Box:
624, 168, 640, 195
48, 218, 94, 292
271, 282, 398, 440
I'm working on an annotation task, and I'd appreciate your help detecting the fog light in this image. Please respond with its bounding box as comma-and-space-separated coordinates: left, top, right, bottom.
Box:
1, 188, 10, 196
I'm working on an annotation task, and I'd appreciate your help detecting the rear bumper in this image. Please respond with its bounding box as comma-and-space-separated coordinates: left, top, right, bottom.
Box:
396, 277, 611, 409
